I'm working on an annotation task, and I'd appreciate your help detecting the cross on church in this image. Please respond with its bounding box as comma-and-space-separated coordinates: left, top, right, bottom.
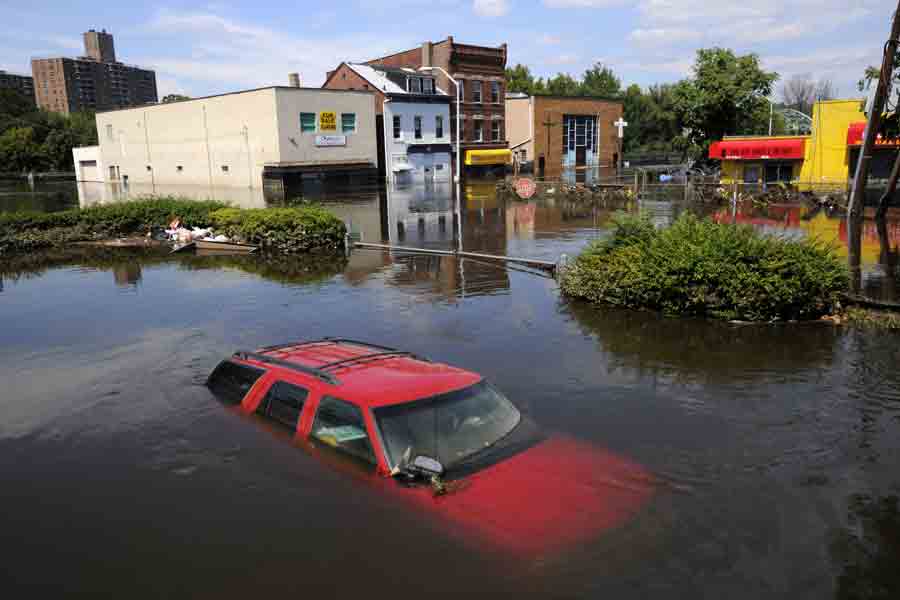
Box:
614, 117, 628, 139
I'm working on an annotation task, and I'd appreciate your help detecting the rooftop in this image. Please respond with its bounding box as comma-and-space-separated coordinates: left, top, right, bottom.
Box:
239, 339, 480, 408
345, 63, 450, 97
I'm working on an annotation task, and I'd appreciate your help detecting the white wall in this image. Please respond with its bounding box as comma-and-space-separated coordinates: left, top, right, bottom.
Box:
383, 99, 452, 184
274, 87, 377, 167
72, 145, 104, 182
93, 87, 379, 189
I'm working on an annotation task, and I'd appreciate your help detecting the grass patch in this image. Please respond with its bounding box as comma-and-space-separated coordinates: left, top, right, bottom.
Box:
0, 197, 346, 255
843, 307, 900, 330
561, 212, 848, 321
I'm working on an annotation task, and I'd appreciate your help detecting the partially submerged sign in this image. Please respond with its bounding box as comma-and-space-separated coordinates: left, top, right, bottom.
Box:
319, 111, 337, 132
515, 177, 536, 199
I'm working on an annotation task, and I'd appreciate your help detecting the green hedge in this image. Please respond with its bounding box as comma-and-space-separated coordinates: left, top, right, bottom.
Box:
0, 197, 346, 255
561, 212, 849, 321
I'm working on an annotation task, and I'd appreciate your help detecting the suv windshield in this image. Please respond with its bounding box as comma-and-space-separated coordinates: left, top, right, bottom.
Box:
374, 381, 521, 470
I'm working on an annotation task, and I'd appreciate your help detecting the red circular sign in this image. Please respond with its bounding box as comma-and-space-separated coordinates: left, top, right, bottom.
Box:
514, 177, 536, 199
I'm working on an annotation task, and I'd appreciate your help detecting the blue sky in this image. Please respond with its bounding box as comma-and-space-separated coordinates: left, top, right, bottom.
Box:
0, 1, 892, 100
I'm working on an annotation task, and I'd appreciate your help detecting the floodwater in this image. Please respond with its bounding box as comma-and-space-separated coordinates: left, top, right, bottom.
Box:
2, 179, 900, 598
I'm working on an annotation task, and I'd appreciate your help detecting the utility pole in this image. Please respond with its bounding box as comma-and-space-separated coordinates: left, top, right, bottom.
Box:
542, 117, 558, 178
847, 0, 900, 289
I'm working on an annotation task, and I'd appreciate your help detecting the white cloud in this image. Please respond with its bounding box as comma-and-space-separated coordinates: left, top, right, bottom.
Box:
135, 9, 417, 94
473, 0, 510, 17
547, 53, 580, 66
539, 34, 561, 45
628, 28, 702, 45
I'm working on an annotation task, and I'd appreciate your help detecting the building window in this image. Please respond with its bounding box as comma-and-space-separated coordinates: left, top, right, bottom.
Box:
435, 115, 443, 139
221, 165, 230, 173
300, 112, 316, 133
473, 120, 483, 142
393, 115, 401, 139
458, 80, 464, 101
410, 77, 422, 94
472, 81, 482, 103
423, 78, 434, 94
414, 116, 422, 139
106, 124, 113, 141
491, 81, 500, 103
341, 113, 356, 133
492, 120, 501, 142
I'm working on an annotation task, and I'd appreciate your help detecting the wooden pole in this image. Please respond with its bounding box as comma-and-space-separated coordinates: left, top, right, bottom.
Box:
848, 1, 900, 288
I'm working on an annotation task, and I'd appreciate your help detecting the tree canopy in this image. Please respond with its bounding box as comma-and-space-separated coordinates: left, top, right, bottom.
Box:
0, 89, 98, 172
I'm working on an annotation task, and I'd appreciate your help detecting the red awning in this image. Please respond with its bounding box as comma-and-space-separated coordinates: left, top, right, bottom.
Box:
847, 121, 900, 146
709, 138, 805, 161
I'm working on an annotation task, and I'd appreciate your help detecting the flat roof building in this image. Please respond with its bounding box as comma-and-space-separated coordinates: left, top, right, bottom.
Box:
73, 86, 378, 198
0, 70, 35, 104
32, 29, 157, 114
506, 94, 623, 181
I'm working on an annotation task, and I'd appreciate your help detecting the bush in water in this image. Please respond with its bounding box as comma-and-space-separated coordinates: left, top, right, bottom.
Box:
0, 197, 346, 255
560, 212, 849, 321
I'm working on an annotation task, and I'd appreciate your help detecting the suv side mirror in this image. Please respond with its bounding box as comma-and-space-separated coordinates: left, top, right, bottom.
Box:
408, 455, 444, 477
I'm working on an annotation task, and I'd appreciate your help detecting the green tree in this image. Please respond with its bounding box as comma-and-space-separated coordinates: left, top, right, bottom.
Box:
580, 63, 622, 98
545, 73, 580, 96
0, 127, 47, 172
505, 64, 537, 94
672, 47, 779, 158
162, 94, 191, 103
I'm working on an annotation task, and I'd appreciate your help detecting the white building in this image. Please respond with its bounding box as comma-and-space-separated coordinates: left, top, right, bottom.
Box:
324, 63, 452, 185
72, 86, 378, 196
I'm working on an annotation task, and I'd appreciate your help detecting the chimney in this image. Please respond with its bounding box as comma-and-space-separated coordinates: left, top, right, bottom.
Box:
288, 72, 301, 88
421, 41, 432, 68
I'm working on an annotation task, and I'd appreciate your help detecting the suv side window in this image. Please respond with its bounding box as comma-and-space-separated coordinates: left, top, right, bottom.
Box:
311, 396, 375, 464
207, 360, 266, 404
257, 381, 309, 430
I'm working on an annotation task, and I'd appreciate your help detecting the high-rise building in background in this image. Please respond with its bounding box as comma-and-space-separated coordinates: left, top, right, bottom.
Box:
31, 29, 157, 115
0, 70, 35, 104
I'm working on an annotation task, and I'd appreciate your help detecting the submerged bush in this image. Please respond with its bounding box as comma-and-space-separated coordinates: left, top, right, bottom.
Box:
561, 212, 848, 321
0, 197, 346, 255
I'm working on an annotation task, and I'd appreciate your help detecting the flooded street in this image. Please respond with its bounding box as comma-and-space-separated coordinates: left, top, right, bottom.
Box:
2, 179, 900, 598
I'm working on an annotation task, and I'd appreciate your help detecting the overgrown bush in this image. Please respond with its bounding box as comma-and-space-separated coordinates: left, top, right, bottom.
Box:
561, 212, 848, 321
0, 197, 346, 255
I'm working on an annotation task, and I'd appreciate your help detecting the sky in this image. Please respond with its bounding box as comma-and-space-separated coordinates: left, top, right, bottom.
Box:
0, 0, 893, 100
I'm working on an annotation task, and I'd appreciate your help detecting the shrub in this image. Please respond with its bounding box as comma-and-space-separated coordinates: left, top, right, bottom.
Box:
0, 197, 346, 255
561, 212, 849, 321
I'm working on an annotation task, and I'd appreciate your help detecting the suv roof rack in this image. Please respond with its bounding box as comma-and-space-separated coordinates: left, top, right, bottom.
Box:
236, 339, 430, 385
232, 351, 340, 385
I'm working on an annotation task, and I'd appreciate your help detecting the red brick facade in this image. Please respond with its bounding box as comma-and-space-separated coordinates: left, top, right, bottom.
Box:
323, 63, 386, 113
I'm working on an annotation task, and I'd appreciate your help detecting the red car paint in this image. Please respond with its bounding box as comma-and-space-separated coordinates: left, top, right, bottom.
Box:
209, 339, 654, 556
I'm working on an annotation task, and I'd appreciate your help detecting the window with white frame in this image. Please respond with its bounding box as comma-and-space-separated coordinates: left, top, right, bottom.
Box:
491, 120, 501, 141
473, 120, 483, 142
435, 115, 444, 139
393, 115, 401, 139
410, 77, 422, 94
414, 116, 422, 139
491, 81, 500, 103
423, 78, 434, 94
472, 81, 482, 103
300, 112, 316, 133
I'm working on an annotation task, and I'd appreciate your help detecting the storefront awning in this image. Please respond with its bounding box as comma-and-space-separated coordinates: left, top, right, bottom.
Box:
846, 121, 900, 146
709, 138, 806, 161
465, 149, 511, 166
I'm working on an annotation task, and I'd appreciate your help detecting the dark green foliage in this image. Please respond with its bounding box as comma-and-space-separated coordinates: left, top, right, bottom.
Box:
0, 89, 98, 171
561, 212, 848, 321
0, 198, 346, 255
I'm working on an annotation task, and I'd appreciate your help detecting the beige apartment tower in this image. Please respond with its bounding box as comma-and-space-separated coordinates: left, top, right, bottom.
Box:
32, 29, 157, 115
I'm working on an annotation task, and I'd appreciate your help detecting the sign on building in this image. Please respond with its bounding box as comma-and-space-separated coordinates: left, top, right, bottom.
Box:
319, 111, 337, 132
315, 135, 346, 147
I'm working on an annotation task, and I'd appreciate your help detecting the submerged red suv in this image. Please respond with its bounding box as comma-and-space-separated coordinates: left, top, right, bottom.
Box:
207, 338, 654, 556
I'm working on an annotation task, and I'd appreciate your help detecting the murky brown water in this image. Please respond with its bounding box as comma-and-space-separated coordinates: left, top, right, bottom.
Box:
1, 180, 899, 598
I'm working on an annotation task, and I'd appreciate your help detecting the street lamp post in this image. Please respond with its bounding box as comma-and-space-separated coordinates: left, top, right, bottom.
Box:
418, 66, 460, 184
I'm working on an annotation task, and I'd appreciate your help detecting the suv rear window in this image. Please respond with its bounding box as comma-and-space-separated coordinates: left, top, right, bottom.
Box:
257, 381, 308, 430
207, 360, 266, 404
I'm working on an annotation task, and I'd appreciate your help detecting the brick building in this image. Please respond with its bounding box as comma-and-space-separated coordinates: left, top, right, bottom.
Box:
506, 94, 622, 180
32, 29, 157, 115
360, 37, 510, 173
0, 70, 35, 104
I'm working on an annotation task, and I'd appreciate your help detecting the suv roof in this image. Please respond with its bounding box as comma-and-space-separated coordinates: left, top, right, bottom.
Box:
233, 339, 480, 408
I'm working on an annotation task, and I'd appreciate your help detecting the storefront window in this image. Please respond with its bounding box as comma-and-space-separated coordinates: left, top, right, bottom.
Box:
743, 165, 761, 184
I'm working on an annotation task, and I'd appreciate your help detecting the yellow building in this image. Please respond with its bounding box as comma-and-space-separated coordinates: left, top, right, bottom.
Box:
711, 99, 866, 192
